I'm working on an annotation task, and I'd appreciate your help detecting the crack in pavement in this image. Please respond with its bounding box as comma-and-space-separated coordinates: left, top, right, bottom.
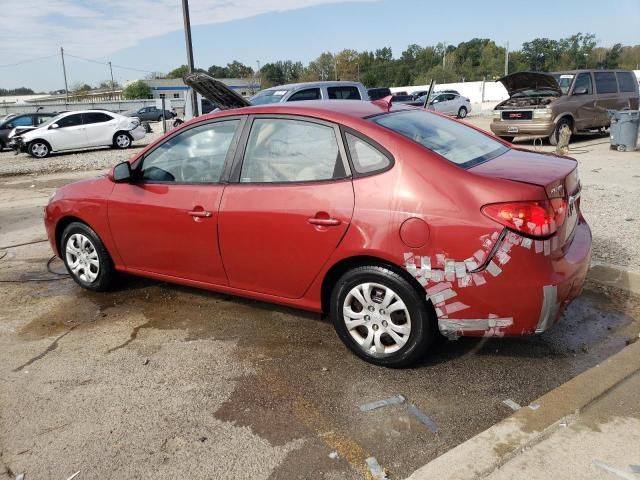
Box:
12, 326, 77, 372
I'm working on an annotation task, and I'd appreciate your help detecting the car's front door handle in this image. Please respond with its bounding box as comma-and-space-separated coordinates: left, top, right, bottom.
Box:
307, 217, 341, 226
188, 210, 212, 218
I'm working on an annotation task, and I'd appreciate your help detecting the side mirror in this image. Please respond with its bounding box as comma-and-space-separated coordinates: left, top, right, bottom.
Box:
112, 161, 132, 183
573, 87, 588, 95
49, 123, 59, 129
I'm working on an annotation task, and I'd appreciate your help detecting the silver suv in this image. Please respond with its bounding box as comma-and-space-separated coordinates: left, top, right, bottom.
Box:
250, 81, 369, 105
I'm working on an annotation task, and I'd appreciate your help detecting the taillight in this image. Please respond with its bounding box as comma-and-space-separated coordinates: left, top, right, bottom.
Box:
481, 200, 567, 238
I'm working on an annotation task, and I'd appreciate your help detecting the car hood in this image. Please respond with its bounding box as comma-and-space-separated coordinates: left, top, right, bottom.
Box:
497, 71, 562, 96
183, 72, 251, 110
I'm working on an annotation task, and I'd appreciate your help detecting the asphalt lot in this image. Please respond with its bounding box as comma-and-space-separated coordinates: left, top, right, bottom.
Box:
1, 118, 639, 479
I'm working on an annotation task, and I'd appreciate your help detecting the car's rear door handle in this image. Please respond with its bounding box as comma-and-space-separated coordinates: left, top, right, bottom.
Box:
188, 210, 212, 218
307, 217, 341, 226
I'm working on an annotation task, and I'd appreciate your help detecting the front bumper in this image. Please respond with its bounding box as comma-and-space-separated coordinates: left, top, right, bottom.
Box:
490, 118, 555, 138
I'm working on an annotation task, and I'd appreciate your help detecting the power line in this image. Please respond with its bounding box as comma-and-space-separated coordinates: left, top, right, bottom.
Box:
64, 52, 155, 74
0, 54, 58, 68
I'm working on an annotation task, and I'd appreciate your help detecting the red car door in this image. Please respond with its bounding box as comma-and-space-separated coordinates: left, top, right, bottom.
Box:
218, 116, 354, 298
108, 118, 243, 285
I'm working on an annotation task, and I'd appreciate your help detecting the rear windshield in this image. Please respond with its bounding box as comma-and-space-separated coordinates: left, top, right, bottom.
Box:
249, 89, 289, 105
372, 110, 508, 168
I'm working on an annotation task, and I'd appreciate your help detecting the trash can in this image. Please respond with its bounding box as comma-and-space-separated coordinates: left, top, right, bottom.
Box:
608, 110, 640, 152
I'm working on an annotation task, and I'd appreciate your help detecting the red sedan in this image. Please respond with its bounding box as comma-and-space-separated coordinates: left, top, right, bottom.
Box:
44, 99, 591, 367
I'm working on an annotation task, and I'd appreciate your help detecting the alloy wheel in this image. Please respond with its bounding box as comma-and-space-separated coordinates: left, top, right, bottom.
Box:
65, 233, 100, 283
31, 142, 48, 158
342, 282, 411, 355
115, 134, 131, 148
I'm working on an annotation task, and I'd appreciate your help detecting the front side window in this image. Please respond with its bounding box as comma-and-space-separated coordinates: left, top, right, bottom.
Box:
36, 115, 52, 125
56, 114, 82, 128
250, 89, 289, 105
594, 72, 618, 94
288, 88, 321, 101
240, 118, 344, 183
373, 110, 508, 168
139, 120, 239, 183
346, 133, 391, 174
328, 86, 361, 100
572, 73, 593, 95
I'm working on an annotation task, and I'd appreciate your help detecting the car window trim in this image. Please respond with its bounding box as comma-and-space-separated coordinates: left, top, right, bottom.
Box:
228, 113, 352, 185
132, 115, 247, 186
339, 126, 395, 178
287, 88, 322, 102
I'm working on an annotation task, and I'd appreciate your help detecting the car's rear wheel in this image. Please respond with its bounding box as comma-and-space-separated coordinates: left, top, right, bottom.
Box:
330, 265, 435, 367
157, 115, 163, 122
61, 222, 114, 291
549, 117, 572, 146
113, 132, 132, 149
28, 140, 51, 158
457, 106, 468, 118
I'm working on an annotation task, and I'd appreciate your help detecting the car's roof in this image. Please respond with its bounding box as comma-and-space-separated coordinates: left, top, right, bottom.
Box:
204, 100, 413, 122
262, 81, 364, 92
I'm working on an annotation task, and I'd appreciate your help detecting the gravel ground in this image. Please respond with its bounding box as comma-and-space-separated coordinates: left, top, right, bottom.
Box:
0, 126, 164, 177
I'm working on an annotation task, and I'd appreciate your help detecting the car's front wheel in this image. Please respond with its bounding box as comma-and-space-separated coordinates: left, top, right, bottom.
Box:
330, 265, 435, 367
28, 140, 51, 158
61, 221, 114, 291
457, 106, 468, 118
113, 132, 132, 149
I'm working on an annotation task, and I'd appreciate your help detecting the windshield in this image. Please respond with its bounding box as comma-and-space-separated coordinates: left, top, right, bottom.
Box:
249, 89, 289, 105
373, 110, 509, 168
551, 73, 575, 95
37, 114, 65, 129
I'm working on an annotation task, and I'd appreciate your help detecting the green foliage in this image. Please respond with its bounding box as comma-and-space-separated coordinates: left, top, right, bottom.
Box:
166, 65, 189, 79
0, 87, 36, 96
122, 80, 151, 100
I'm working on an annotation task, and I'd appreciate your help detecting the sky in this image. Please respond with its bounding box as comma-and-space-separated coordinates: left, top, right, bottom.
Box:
1, 0, 638, 92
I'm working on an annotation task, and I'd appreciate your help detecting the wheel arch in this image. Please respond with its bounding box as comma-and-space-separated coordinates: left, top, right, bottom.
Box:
320, 254, 435, 316
553, 113, 575, 131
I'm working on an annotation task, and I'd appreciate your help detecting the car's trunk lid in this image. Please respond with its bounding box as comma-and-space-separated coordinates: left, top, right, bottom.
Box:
183, 72, 251, 110
472, 148, 581, 245
497, 71, 562, 97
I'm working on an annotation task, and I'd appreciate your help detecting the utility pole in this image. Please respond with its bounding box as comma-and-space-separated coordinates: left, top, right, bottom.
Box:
181, 0, 198, 116
356, 62, 360, 81
334, 56, 338, 81
442, 42, 447, 69
60, 47, 69, 105
504, 41, 509, 76
255, 60, 261, 92
108, 61, 115, 100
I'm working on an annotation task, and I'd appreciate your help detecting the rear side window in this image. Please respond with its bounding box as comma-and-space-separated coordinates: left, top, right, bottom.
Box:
345, 133, 391, 174
328, 86, 361, 100
288, 88, 321, 101
594, 72, 618, 94
616, 72, 638, 93
373, 110, 508, 168
241, 118, 345, 183
82, 112, 112, 124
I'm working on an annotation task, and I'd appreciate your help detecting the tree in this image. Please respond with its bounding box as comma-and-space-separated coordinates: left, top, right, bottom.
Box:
166, 65, 189, 79
208, 64, 229, 77
122, 80, 151, 100
597, 43, 623, 69
226, 60, 253, 78
521, 38, 561, 71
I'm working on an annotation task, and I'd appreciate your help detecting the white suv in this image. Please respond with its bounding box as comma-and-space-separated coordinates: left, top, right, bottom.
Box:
14, 110, 146, 158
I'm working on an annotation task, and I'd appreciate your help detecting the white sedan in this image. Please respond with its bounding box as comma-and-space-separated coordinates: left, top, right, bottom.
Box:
13, 110, 146, 158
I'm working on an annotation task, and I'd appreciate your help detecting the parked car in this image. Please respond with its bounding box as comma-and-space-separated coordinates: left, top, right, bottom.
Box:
44, 85, 591, 367
250, 81, 369, 105
490, 70, 639, 144
367, 87, 392, 100
410, 92, 472, 118
0, 112, 56, 150
125, 106, 176, 122
390, 94, 415, 104
14, 110, 145, 158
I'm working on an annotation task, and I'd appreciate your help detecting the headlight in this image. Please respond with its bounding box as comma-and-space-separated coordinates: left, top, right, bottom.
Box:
533, 108, 553, 119
493, 111, 501, 119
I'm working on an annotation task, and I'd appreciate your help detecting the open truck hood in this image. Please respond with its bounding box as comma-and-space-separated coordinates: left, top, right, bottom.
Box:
183, 72, 251, 110
497, 71, 562, 97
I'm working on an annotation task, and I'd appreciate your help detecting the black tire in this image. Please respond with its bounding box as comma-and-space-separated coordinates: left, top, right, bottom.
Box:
61, 221, 114, 291
0, 140, 5, 152
500, 136, 514, 143
457, 106, 468, 118
28, 140, 51, 158
113, 131, 132, 149
157, 115, 163, 122
330, 265, 435, 368
549, 118, 572, 146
